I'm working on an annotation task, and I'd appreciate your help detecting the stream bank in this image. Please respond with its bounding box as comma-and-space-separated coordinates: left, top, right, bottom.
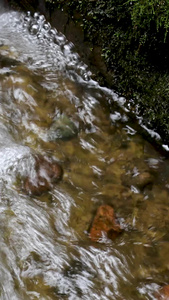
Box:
6, 0, 169, 147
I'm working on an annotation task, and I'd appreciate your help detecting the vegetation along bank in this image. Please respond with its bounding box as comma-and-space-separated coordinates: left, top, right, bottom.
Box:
7, 0, 169, 146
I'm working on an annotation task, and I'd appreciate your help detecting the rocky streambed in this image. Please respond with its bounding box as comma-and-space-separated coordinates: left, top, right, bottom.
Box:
0, 8, 169, 300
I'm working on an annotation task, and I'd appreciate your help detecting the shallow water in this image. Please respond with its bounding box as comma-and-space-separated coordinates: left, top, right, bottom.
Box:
0, 9, 169, 300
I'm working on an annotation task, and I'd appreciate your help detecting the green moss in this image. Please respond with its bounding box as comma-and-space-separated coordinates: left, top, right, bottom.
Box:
45, 0, 169, 143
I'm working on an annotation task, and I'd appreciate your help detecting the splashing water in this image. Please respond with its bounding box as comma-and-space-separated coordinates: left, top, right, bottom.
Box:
0, 9, 169, 300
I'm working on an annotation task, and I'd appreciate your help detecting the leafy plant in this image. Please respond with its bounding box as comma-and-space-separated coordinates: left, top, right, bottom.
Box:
128, 0, 169, 42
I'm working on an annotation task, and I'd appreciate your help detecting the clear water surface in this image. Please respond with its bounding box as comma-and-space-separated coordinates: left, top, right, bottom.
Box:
0, 9, 169, 300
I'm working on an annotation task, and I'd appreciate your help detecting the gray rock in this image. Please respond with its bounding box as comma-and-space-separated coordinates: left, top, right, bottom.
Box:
48, 114, 78, 141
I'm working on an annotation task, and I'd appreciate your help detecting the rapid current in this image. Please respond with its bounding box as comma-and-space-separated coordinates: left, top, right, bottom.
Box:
0, 7, 169, 300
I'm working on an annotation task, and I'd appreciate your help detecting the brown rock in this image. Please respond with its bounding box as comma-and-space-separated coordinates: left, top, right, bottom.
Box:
133, 171, 154, 189
23, 155, 63, 196
89, 205, 122, 242
122, 171, 154, 190
156, 285, 169, 299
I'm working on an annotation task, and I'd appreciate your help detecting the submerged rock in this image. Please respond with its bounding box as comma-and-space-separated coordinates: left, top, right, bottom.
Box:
48, 114, 78, 141
156, 285, 169, 299
133, 171, 154, 189
0, 53, 20, 68
0, 125, 63, 195
89, 205, 122, 242
122, 170, 154, 191
23, 154, 63, 196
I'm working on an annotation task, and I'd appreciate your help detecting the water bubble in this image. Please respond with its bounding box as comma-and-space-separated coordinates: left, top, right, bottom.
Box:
26, 11, 31, 17
38, 15, 45, 23
30, 24, 39, 35
43, 22, 51, 31
24, 16, 31, 23
34, 12, 40, 20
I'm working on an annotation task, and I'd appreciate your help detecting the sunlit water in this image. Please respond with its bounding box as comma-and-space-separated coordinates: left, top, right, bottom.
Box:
0, 9, 169, 300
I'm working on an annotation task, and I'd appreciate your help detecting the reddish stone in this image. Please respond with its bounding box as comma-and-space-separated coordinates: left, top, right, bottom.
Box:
23, 155, 63, 196
156, 285, 169, 299
89, 205, 122, 242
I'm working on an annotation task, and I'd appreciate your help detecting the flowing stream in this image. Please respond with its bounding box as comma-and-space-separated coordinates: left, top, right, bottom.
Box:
0, 8, 169, 300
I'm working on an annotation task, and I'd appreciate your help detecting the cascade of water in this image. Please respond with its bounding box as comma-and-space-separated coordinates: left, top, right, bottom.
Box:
0, 8, 168, 300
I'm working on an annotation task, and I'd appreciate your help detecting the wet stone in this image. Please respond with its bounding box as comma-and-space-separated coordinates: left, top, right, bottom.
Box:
0, 53, 20, 68
23, 154, 63, 196
48, 114, 78, 141
133, 171, 154, 189
89, 205, 122, 242
122, 170, 154, 190
156, 285, 169, 299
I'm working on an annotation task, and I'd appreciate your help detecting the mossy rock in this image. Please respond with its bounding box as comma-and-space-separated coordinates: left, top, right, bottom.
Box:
48, 114, 78, 141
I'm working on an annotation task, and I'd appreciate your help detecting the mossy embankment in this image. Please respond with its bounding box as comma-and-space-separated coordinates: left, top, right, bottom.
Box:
45, 0, 169, 145
7, 0, 169, 145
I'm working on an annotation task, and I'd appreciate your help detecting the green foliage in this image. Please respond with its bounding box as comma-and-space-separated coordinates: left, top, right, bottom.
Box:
129, 0, 169, 42
45, 0, 169, 143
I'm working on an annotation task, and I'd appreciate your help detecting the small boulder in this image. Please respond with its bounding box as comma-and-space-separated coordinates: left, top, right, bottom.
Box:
23, 155, 63, 196
122, 171, 154, 191
48, 114, 78, 141
133, 171, 154, 190
156, 285, 169, 299
89, 205, 122, 242
0, 53, 20, 68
